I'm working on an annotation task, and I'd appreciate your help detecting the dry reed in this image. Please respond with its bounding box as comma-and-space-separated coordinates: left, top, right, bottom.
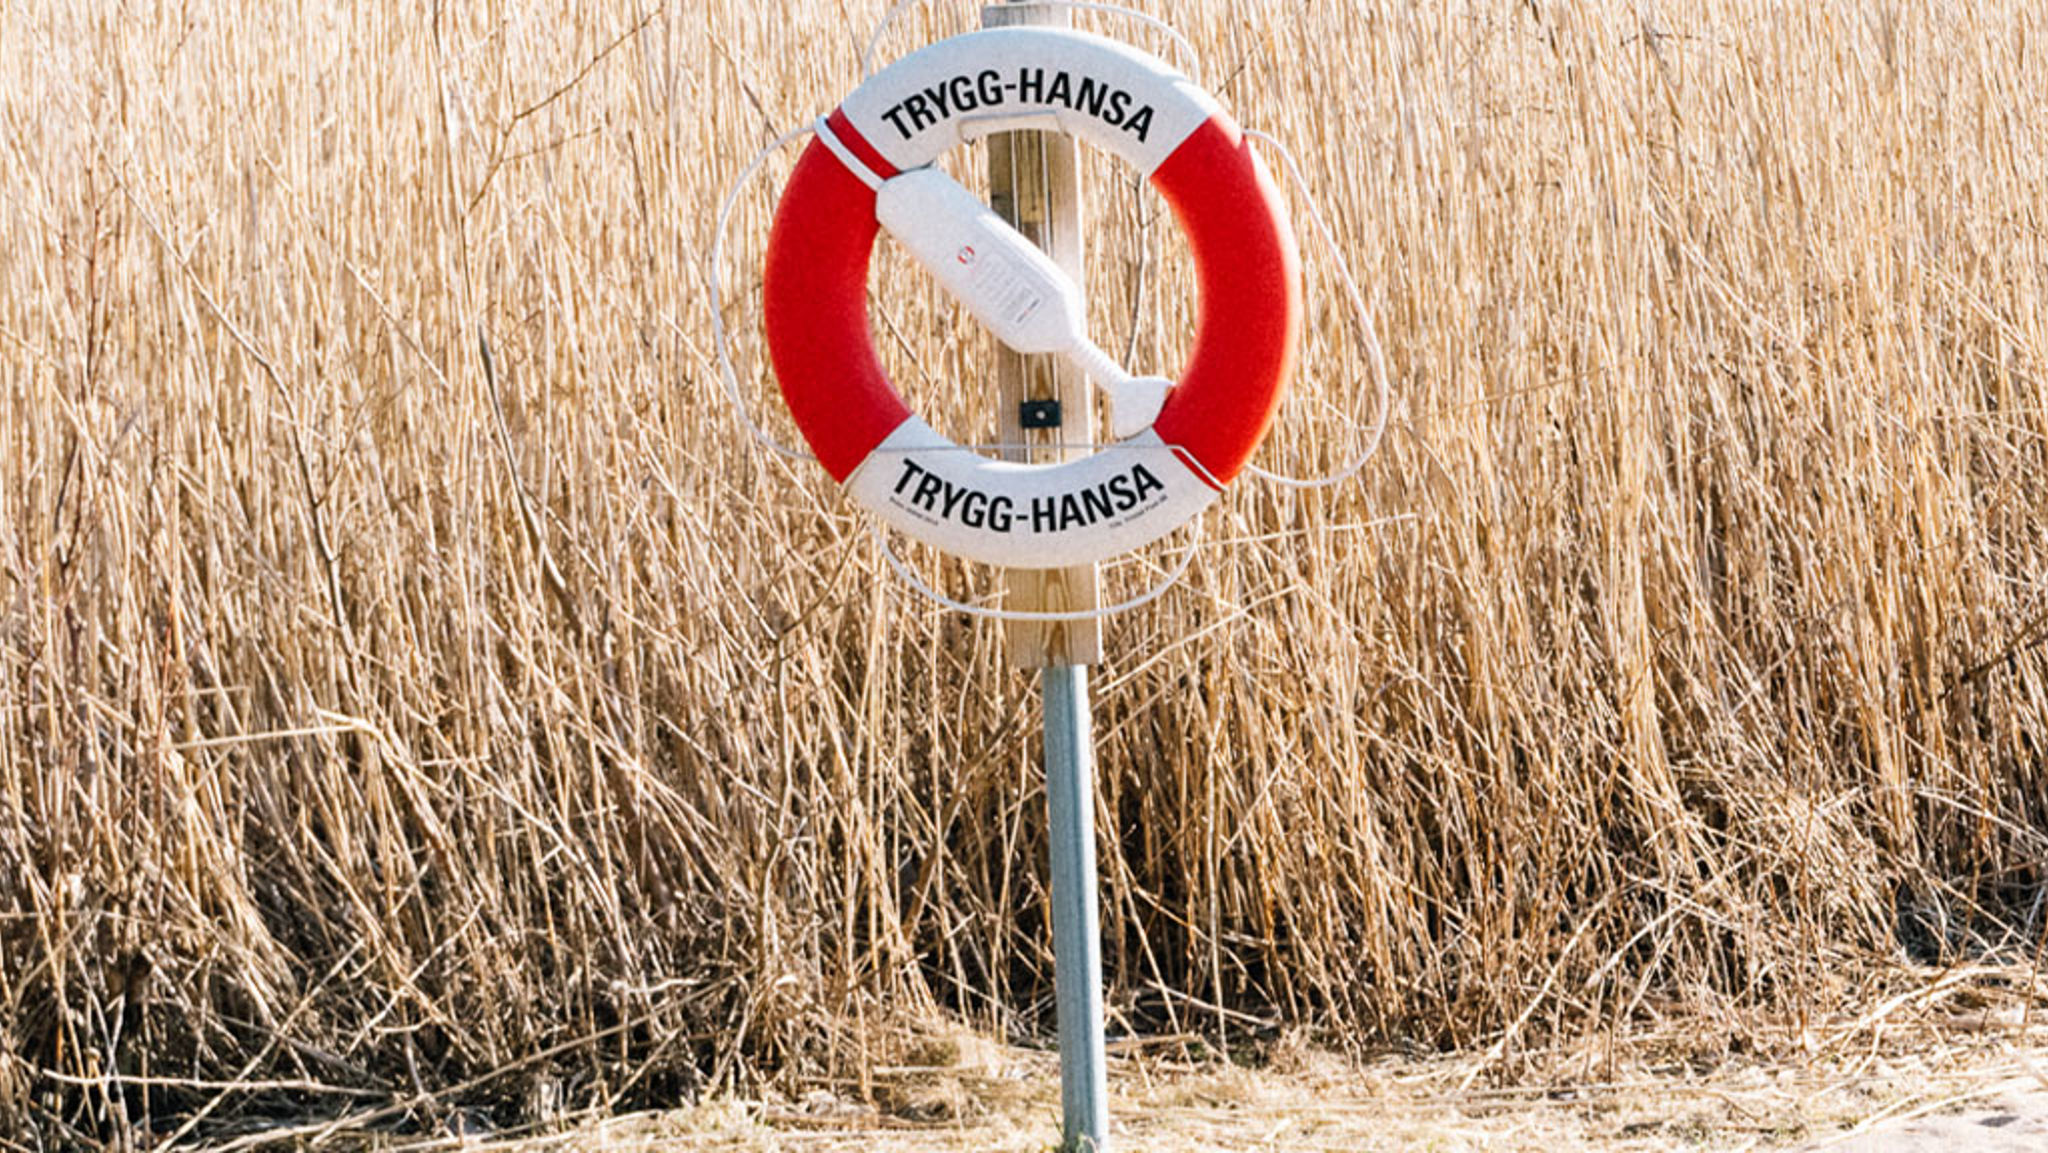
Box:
2, 0, 2045, 1144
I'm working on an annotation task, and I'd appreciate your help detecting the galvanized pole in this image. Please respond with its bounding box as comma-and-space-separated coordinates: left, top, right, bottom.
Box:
1042, 664, 1108, 1148
983, 2, 1110, 1149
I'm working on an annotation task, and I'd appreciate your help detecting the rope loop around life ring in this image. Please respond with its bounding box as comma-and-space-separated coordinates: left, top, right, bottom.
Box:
764, 26, 1301, 569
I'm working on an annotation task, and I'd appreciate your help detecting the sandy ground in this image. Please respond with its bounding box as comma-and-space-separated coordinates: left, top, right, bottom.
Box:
426, 1028, 2048, 1152
1817, 1082, 2048, 1151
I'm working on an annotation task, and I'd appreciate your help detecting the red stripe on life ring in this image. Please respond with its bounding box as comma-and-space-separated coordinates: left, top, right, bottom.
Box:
824, 109, 899, 183
1148, 117, 1302, 488
764, 122, 908, 482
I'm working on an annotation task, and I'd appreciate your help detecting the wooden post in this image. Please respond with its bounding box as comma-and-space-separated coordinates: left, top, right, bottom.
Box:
984, 2, 1103, 668
983, 12, 1111, 1150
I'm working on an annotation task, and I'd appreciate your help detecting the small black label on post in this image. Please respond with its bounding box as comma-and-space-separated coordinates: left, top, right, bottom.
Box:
1019, 399, 1063, 429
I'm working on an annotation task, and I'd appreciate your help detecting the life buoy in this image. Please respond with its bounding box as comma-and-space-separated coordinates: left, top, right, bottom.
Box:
764, 26, 1300, 569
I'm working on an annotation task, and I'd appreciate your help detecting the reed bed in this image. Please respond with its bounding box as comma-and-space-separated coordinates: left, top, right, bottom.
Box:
2, 0, 2045, 1143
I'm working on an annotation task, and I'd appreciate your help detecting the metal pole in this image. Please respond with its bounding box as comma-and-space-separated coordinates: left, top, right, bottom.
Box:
1043, 664, 1108, 1151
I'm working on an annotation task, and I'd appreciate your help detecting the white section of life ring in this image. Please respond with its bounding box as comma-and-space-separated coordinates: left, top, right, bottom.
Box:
844, 423, 1216, 569
838, 28, 1220, 175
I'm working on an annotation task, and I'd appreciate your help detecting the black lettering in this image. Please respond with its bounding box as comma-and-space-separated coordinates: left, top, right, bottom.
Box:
1124, 104, 1154, 142
1016, 67, 1045, 104
1057, 492, 1085, 531
913, 471, 945, 509
922, 83, 953, 120
939, 480, 971, 520
977, 69, 1004, 107
988, 496, 1014, 532
903, 92, 935, 132
1106, 88, 1131, 127
894, 458, 928, 495
947, 75, 977, 114
1131, 463, 1164, 500
1032, 495, 1057, 533
1076, 76, 1109, 120
1081, 484, 1114, 524
1107, 473, 1136, 510
960, 490, 986, 528
1046, 70, 1073, 108
881, 103, 915, 140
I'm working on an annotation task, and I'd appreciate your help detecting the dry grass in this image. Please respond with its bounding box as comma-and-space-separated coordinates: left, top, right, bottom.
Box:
3, 0, 2047, 1146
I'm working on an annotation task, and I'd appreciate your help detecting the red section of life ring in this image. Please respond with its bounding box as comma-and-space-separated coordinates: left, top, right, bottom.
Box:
763, 113, 907, 482
761, 27, 1300, 566
1146, 117, 1299, 488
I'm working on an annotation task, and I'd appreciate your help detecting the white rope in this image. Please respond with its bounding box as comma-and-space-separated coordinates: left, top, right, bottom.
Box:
999, 2, 1198, 72
861, 0, 927, 77
708, 124, 819, 463
873, 519, 1201, 622
1240, 128, 1395, 491
862, 1, 1199, 79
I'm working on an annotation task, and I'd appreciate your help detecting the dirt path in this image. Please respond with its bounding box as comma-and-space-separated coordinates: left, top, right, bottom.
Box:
1814, 1081, 2048, 1151
492, 1033, 2048, 1151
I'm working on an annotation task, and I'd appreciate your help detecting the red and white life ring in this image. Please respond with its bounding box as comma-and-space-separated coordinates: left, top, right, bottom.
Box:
764, 26, 1300, 569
